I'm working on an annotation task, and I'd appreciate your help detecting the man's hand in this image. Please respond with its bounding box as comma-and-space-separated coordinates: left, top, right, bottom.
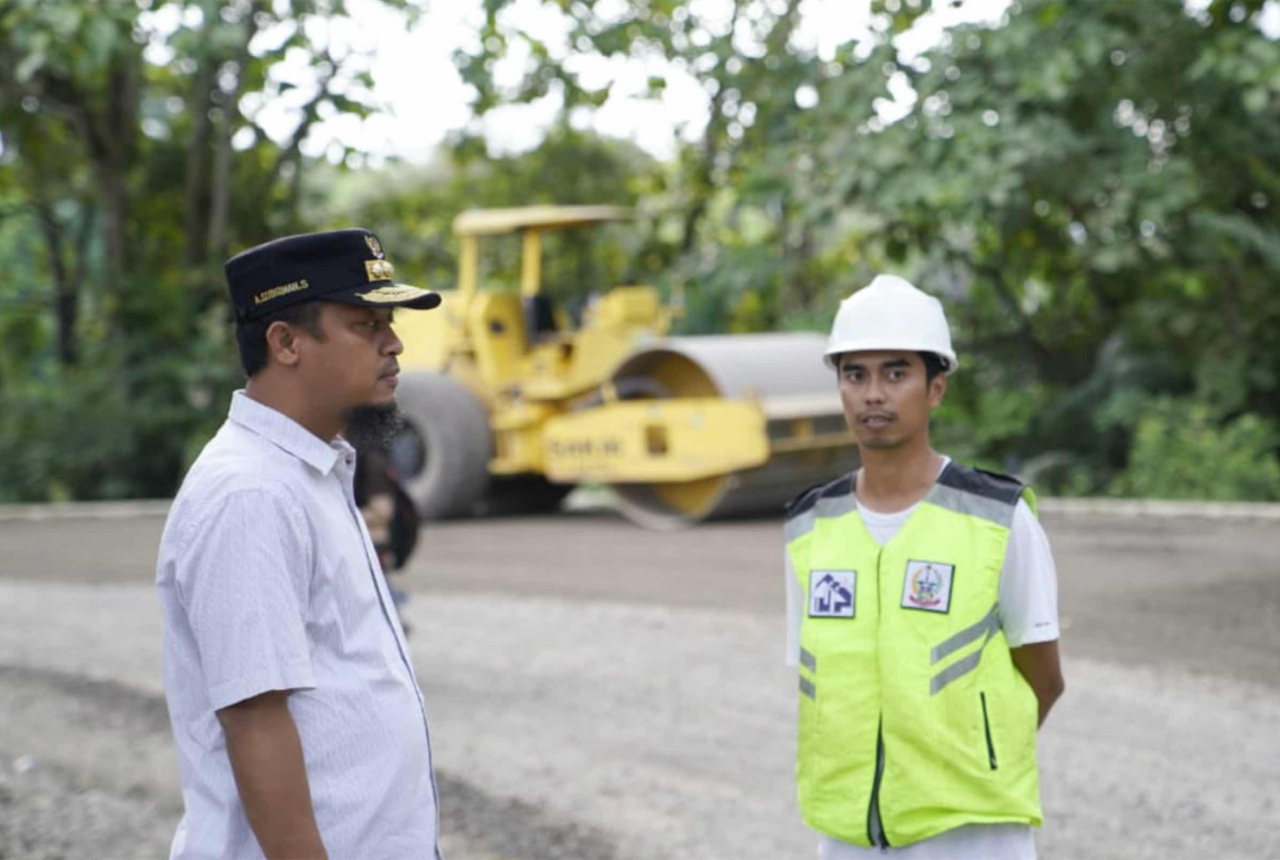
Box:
217, 690, 328, 860
1010, 640, 1065, 727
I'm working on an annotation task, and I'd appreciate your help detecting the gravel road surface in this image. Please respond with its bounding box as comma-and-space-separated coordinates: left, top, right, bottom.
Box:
1, 507, 1278, 859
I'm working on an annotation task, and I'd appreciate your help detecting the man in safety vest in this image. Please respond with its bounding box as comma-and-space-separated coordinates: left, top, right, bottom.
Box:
784, 275, 1065, 859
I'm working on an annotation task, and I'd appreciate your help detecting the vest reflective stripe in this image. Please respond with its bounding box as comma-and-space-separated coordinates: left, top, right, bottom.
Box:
932, 603, 1000, 664
930, 603, 1000, 694
786, 464, 1042, 848
799, 648, 817, 672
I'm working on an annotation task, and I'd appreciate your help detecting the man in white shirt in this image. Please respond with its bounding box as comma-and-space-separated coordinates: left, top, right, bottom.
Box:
783, 275, 1065, 859
156, 229, 444, 859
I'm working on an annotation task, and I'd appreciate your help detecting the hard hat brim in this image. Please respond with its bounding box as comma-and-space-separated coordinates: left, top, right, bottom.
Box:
824, 343, 958, 373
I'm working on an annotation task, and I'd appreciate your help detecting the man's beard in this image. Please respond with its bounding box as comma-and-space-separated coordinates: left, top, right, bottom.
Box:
343, 403, 405, 452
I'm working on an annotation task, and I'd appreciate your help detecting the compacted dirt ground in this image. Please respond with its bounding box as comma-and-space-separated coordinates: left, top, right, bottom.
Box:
1, 505, 1277, 859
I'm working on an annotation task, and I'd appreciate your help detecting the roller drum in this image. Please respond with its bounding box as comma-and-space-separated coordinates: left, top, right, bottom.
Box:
608, 333, 857, 528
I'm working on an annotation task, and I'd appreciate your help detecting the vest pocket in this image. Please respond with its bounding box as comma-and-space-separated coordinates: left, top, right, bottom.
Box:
980, 692, 998, 770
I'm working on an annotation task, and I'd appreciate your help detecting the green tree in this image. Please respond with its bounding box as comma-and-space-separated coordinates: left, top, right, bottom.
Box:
321, 127, 660, 301
449, 0, 1280, 496
0, 0, 417, 501
797, 0, 1280, 490
449, 0, 857, 332
1106, 396, 1280, 501
5, 0, 1279, 503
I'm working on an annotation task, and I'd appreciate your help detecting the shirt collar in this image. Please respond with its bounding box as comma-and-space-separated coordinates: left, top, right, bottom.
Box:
228, 390, 343, 475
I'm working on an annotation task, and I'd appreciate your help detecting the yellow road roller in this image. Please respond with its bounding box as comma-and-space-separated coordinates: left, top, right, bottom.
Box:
389, 205, 857, 527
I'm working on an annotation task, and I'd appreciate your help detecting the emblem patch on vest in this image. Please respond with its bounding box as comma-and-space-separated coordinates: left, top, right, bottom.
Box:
901, 560, 955, 613
809, 570, 855, 618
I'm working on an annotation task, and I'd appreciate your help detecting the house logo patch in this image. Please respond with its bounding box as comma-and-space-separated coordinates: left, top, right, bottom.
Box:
809, 570, 855, 618
901, 560, 955, 613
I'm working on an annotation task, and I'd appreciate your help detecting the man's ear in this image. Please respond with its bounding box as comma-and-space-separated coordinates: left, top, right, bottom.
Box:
264, 321, 302, 368
928, 373, 947, 409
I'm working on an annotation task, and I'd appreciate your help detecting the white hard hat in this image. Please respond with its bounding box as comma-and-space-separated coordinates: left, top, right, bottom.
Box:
823, 274, 958, 372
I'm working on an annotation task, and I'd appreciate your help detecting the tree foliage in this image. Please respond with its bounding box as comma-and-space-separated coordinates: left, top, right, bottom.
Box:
1105, 396, 1280, 501
2, 0, 1278, 502
446, 0, 1280, 496
822, 0, 1280, 492
320, 127, 661, 304
0, 0, 413, 501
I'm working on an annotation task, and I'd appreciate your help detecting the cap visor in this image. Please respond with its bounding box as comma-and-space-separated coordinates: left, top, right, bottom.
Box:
327, 282, 442, 311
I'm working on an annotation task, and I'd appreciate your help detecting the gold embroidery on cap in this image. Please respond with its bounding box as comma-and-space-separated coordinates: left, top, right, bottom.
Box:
365, 235, 384, 258
253, 279, 309, 305
355, 284, 428, 303
365, 259, 395, 282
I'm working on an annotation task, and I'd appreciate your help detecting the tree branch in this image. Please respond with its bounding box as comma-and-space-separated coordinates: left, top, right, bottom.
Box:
184, 22, 219, 265
255, 49, 342, 216
963, 257, 1061, 380
208, 2, 265, 262
680, 0, 744, 253
32, 197, 78, 365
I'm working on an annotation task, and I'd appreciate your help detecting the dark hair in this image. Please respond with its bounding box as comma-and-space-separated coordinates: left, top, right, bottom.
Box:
235, 301, 325, 377
832, 351, 949, 382
918, 351, 947, 383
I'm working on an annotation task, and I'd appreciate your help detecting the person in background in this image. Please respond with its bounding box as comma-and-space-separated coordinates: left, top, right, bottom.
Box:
353, 440, 420, 635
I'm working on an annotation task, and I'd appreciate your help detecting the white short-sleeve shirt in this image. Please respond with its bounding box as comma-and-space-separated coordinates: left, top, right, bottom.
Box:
784, 458, 1060, 860
156, 391, 440, 860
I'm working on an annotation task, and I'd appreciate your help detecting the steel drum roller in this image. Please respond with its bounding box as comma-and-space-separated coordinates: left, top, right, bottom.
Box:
606, 333, 858, 528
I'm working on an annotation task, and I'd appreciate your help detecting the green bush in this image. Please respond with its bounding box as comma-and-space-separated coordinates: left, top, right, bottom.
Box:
1107, 397, 1280, 502
0, 348, 236, 504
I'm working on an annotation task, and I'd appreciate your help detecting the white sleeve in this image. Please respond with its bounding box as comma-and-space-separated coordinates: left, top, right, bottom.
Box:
785, 552, 802, 668
998, 499, 1061, 648
176, 488, 316, 711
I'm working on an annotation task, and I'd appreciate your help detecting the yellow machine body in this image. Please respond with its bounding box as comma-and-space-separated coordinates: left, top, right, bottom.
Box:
543, 399, 770, 483
392, 205, 857, 527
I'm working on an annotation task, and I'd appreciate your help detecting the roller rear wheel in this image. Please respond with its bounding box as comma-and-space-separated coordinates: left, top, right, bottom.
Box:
391, 372, 491, 519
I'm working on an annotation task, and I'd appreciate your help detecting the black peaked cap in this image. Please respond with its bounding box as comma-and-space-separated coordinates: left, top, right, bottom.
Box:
225, 228, 440, 321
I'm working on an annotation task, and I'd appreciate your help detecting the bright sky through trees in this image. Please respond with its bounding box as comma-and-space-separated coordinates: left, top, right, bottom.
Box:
135, 0, 1014, 164
132, 0, 1278, 165
350, 0, 1017, 161
300, 0, 1279, 161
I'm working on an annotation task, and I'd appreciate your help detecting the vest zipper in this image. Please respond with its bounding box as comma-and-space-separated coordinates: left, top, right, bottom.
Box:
866, 546, 890, 849
980, 692, 998, 770
867, 723, 888, 848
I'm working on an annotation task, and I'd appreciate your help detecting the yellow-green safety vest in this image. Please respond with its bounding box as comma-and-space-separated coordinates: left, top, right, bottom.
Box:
784, 462, 1043, 848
